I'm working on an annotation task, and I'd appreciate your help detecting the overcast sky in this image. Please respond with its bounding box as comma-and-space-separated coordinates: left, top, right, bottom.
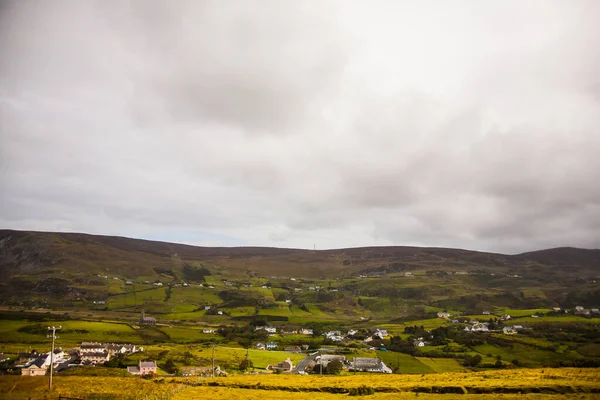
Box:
1, 1, 599, 253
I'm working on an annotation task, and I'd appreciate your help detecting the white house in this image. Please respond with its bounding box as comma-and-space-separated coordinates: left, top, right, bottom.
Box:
374, 329, 388, 337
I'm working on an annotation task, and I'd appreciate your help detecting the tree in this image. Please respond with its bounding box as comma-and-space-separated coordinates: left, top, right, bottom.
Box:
163, 358, 181, 375
463, 354, 482, 367
325, 359, 344, 375
239, 359, 254, 371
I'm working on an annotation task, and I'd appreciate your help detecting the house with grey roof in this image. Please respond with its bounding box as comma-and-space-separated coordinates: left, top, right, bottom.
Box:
349, 357, 392, 373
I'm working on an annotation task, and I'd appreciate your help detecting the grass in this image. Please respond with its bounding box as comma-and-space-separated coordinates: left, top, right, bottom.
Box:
158, 326, 217, 343
416, 357, 468, 372
500, 308, 553, 317
376, 351, 434, 374
0, 319, 143, 349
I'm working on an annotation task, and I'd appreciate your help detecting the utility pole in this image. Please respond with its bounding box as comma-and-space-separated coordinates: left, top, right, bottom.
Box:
211, 344, 215, 379
47, 325, 61, 391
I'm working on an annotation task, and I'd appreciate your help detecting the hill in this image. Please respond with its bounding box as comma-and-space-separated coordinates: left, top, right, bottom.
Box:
0, 229, 598, 320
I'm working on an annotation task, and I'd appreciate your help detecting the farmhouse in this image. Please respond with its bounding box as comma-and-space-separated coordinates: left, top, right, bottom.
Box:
437, 311, 450, 319
202, 328, 214, 334
127, 361, 157, 375
503, 327, 517, 335
470, 323, 489, 332
299, 328, 313, 335
413, 339, 425, 347
21, 356, 47, 376
267, 357, 294, 372
374, 329, 388, 337
254, 343, 266, 350
266, 342, 278, 350
349, 357, 392, 373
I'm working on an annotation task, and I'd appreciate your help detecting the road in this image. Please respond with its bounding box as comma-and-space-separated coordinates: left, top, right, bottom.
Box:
292, 351, 320, 374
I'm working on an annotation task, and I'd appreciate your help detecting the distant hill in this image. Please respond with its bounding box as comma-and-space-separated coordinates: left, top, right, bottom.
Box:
0, 230, 600, 278
1, 229, 599, 316
0, 229, 598, 280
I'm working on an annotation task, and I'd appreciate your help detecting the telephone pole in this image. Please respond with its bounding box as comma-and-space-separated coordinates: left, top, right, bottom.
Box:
47, 326, 61, 390
211, 344, 215, 379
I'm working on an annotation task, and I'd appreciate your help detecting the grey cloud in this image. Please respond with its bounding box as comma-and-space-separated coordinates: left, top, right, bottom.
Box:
1, 0, 599, 253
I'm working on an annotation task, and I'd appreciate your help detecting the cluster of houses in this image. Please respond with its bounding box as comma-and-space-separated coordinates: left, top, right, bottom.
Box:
574, 306, 600, 316
252, 327, 389, 350
79, 342, 139, 364
15, 343, 155, 376
18, 349, 67, 376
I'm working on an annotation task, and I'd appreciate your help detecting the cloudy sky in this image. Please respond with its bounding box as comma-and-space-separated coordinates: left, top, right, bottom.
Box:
1, 1, 599, 253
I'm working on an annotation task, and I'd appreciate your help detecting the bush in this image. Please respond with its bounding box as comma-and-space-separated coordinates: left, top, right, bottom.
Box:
239, 359, 253, 371
349, 385, 375, 396
325, 359, 344, 375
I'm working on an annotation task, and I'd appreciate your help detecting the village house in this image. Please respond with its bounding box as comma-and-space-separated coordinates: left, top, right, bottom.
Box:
503, 327, 517, 335
470, 323, 489, 332
324, 330, 342, 339
128, 361, 157, 375
16, 351, 39, 366
267, 357, 294, 372
21, 356, 47, 376
437, 311, 450, 319
79, 342, 105, 354
374, 328, 388, 337
349, 357, 392, 373
413, 339, 425, 347
482, 310, 491, 315
202, 328, 214, 334
254, 342, 266, 350
501, 314, 511, 321
81, 351, 110, 364
591, 309, 600, 314
299, 328, 313, 335
266, 342, 278, 350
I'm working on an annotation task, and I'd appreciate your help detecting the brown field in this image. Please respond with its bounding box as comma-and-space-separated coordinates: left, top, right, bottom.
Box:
1, 368, 599, 399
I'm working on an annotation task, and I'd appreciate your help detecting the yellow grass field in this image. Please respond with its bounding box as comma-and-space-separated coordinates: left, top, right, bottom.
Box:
1, 368, 598, 399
